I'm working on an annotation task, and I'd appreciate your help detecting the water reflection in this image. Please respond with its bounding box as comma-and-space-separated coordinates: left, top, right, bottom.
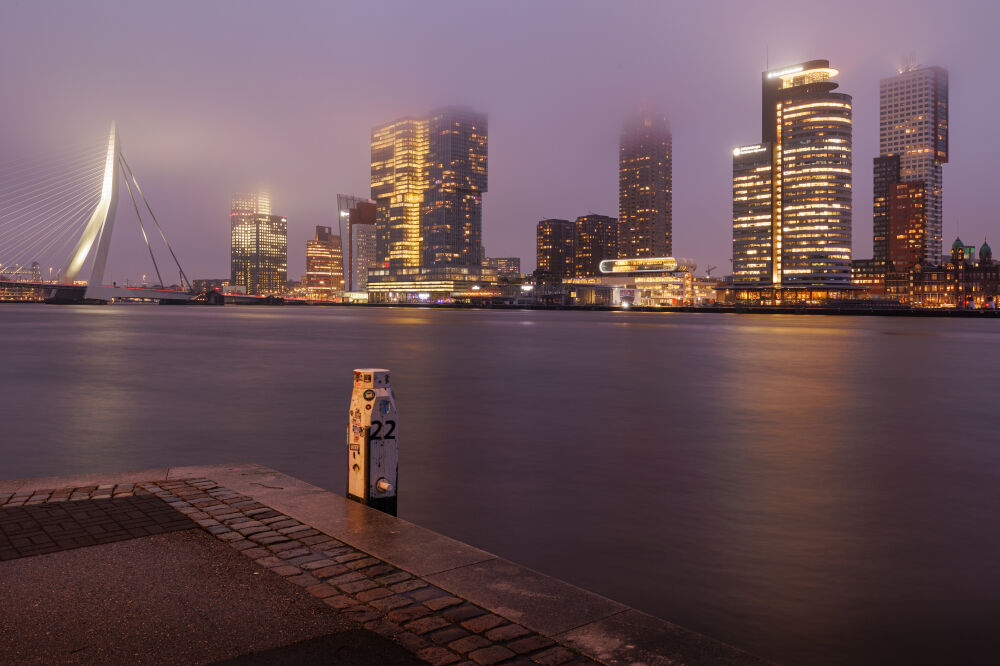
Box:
2, 305, 1000, 665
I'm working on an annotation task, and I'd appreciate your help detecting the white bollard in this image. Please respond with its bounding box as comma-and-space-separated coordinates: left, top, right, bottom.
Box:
347, 368, 398, 515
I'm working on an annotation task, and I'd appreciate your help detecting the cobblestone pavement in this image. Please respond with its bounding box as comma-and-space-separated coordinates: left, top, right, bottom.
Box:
0, 487, 194, 561
2, 479, 596, 666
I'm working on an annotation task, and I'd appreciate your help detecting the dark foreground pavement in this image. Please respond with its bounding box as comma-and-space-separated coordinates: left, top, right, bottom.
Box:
1, 465, 770, 666
0, 528, 420, 665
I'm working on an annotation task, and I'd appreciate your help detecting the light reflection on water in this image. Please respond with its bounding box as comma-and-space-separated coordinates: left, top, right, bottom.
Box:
2, 304, 999, 665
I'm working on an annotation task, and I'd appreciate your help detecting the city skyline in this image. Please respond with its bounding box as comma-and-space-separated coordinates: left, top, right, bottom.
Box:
0, 1, 995, 282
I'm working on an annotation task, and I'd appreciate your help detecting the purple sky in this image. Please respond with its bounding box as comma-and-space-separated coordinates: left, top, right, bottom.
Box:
1, 0, 997, 281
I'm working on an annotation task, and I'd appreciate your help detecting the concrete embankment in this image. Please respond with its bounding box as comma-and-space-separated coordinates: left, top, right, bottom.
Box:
1, 463, 770, 665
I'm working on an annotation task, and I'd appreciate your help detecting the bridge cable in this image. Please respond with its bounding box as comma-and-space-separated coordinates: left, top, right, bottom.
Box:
118, 152, 191, 291
118, 155, 164, 288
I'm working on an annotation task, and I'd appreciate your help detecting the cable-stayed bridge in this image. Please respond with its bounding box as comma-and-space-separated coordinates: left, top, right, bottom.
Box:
0, 123, 195, 304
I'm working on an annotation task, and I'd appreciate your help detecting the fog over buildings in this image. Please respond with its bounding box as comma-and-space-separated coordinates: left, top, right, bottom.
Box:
0, 0, 996, 281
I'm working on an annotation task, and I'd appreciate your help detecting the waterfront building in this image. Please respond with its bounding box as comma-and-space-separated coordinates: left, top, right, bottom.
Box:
886, 238, 1000, 308
371, 118, 429, 269
732, 144, 773, 284
887, 182, 928, 272
304, 226, 344, 299
337, 195, 377, 292
730, 60, 853, 296
370, 108, 488, 271
230, 192, 287, 295
564, 256, 717, 306
421, 108, 488, 268
879, 65, 948, 265
619, 108, 672, 258
573, 215, 619, 278
483, 257, 521, 279
535, 218, 575, 282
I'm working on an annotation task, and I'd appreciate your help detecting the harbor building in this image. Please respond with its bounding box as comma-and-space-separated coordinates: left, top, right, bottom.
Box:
573, 215, 619, 278
727, 60, 854, 302
619, 108, 672, 258
303, 226, 343, 299
535, 218, 575, 282
230, 192, 287, 295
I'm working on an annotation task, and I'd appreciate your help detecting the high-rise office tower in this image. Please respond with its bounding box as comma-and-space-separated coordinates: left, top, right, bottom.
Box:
304, 226, 343, 298
878, 65, 948, 265
231, 191, 287, 294
573, 214, 619, 277
732, 60, 853, 286
619, 108, 672, 258
370, 109, 488, 271
337, 195, 377, 292
422, 108, 488, 267
535, 219, 575, 281
371, 118, 429, 269
732, 144, 774, 284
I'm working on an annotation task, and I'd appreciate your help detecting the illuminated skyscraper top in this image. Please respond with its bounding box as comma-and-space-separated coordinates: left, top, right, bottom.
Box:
619, 108, 672, 258
732, 60, 853, 287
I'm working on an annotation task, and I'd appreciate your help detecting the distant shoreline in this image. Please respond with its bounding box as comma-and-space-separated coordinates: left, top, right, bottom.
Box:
7, 299, 1000, 318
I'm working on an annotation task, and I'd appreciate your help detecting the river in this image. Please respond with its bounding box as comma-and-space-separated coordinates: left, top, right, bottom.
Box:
2, 304, 999, 665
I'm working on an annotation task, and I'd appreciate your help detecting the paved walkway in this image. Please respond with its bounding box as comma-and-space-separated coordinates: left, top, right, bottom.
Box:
1, 465, 769, 665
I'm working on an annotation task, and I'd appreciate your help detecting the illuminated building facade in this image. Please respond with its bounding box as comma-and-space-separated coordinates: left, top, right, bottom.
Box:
535, 218, 575, 281
371, 118, 428, 269
483, 256, 521, 278
732, 144, 773, 283
422, 108, 488, 268
564, 256, 716, 306
230, 192, 287, 295
338, 195, 377, 292
886, 238, 1000, 308
887, 182, 927, 272
304, 226, 343, 299
573, 215, 619, 277
880, 65, 948, 265
731, 60, 853, 290
619, 109, 672, 257
370, 108, 488, 273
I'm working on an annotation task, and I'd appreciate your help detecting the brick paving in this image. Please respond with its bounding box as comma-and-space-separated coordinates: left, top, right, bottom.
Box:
0, 487, 194, 561
1, 478, 595, 665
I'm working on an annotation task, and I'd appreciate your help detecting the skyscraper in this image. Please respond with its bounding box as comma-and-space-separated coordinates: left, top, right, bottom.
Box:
370, 108, 488, 272
732, 60, 853, 288
535, 219, 575, 281
878, 65, 948, 265
338, 195, 377, 292
732, 144, 773, 284
371, 118, 428, 269
304, 226, 343, 299
619, 108, 672, 258
573, 214, 619, 277
422, 108, 488, 267
231, 192, 287, 294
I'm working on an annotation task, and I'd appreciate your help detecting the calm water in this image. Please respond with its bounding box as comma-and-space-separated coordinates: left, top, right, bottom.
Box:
2, 304, 999, 665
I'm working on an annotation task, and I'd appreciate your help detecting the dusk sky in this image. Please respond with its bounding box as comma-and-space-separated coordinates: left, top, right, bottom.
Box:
1, 0, 996, 281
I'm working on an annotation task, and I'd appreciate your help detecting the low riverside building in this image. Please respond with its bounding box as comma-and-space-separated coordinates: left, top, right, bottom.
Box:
565, 256, 718, 306
366, 265, 498, 304
885, 238, 1000, 308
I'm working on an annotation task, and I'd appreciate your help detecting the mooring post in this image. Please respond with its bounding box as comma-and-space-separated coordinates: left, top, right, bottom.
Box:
347, 368, 398, 516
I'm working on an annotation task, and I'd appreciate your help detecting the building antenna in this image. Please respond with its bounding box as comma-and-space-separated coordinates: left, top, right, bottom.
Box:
766, 44, 770, 71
